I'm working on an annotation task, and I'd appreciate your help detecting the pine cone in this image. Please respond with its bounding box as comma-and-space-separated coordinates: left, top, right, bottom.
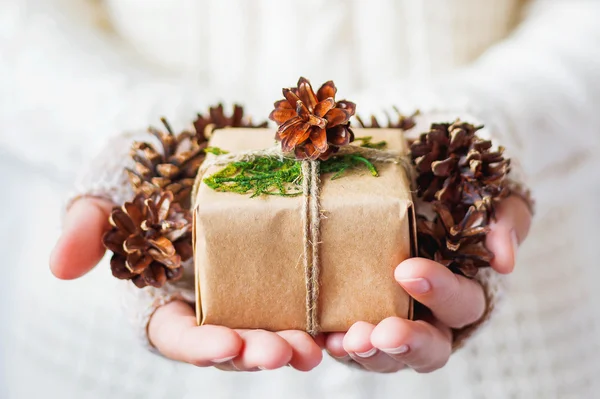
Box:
418, 203, 493, 278
102, 191, 193, 288
410, 120, 511, 213
410, 120, 516, 277
193, 103, 268, 143
355, 108, 418, 131
269, 77, 356, 160
127, 118, 207, 208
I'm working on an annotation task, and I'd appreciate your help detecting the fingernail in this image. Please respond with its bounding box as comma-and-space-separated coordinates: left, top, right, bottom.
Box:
327, 351, 351, 361
511, 229, 520, 248
399, 278, 431, 295
211, 355, 236, 363
381, 345, 409, 355
63, 200, 87, 230
354, 348, 378, 358
258, 366, 268, 371
327, 351, 347, 358
511, 229, 519, 265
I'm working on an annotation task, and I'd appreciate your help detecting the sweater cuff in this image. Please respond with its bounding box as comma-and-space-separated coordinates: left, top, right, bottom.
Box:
65, 131, 148, 211
118, 267, 196, 353
452, 269, 508, 351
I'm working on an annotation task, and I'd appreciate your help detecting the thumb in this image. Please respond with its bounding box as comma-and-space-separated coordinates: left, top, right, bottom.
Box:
486, 196, 533, 274
50, 197, 114, 280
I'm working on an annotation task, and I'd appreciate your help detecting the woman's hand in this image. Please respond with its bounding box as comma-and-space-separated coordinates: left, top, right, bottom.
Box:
50, 196, 530, 373
323, 196, 532, 373
50, 197, 323, 371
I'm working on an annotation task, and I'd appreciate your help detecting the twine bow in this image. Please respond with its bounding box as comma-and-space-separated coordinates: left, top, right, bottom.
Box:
192, 146, 413, 335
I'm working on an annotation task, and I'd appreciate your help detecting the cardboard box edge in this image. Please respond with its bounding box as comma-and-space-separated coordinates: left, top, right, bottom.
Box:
407, 200, 418, 321
193, 206, 202, 326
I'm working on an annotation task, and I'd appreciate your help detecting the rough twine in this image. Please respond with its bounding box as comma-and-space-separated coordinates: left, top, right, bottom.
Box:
304, 160, 321, 334
192, 145, 413, 334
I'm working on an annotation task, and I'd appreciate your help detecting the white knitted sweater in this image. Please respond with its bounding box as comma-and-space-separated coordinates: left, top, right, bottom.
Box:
3, 0, 600, 398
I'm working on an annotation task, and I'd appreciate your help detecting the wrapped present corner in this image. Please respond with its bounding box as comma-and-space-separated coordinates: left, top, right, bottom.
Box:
193, 128, 416, 333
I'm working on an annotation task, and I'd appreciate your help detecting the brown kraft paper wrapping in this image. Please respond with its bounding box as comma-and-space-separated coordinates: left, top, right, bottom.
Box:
194, 128, 416, 332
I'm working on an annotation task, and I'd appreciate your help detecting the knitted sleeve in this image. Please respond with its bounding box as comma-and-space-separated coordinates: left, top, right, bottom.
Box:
67, 132, 139, 208
66, 132, 196, 350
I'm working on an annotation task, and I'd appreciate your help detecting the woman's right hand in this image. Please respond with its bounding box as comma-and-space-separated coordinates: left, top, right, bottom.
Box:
49, 197, 323, 371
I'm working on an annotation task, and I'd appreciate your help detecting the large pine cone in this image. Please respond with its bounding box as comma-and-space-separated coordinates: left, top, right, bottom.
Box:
102, 191, 193, 288
410, 120, 515, 278
417, 203, 493, 278
410, 120, 511, 214
193, 103, 268, 143
127, 118, 207, 208
269, 77, 356, 160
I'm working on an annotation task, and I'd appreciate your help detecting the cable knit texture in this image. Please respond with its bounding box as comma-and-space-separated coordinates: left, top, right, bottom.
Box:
66, 133, 139, 208
453, 268, 507, 351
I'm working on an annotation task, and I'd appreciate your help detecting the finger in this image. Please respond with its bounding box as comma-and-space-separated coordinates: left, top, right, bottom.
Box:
395, 258, 486, 329
324, 332, 347, 358
148, 300, 243, 367
342, 321, 376, 358
326, 330, 403, 373
313, 333, 327, 349
276, 330, 323, 371
343, 321, 391, 371
487, 196, 533, 274
50, 197, 114, 280
231, 330, 293, 371
342, 322, 401, 372
371, 317, 451, 373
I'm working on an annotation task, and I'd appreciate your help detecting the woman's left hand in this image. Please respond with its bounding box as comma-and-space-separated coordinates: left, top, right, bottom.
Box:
324, 196, 532, 373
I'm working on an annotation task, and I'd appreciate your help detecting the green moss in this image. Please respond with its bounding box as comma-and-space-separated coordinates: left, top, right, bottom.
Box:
204, 157, 303, 197
354, 136, 387, 150
203, 139, 387, 197
204, 155, 380, 197
204, 147, 230, 155
321, 154, 379, 179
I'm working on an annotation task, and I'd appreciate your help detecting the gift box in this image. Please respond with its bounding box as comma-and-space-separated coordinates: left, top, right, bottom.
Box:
193, 128, 416, 333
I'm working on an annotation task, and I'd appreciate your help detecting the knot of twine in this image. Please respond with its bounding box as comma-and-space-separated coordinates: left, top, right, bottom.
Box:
193, 145, 413, 335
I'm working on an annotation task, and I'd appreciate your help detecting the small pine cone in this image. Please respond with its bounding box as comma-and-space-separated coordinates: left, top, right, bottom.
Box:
355, 108, 418, 131
417, 202, 493, 278
127, 118, 207, 208
269, 77, 356, 160
193, 103, 268, 143
102, 191, 193, 289
410, 120, 510, 213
